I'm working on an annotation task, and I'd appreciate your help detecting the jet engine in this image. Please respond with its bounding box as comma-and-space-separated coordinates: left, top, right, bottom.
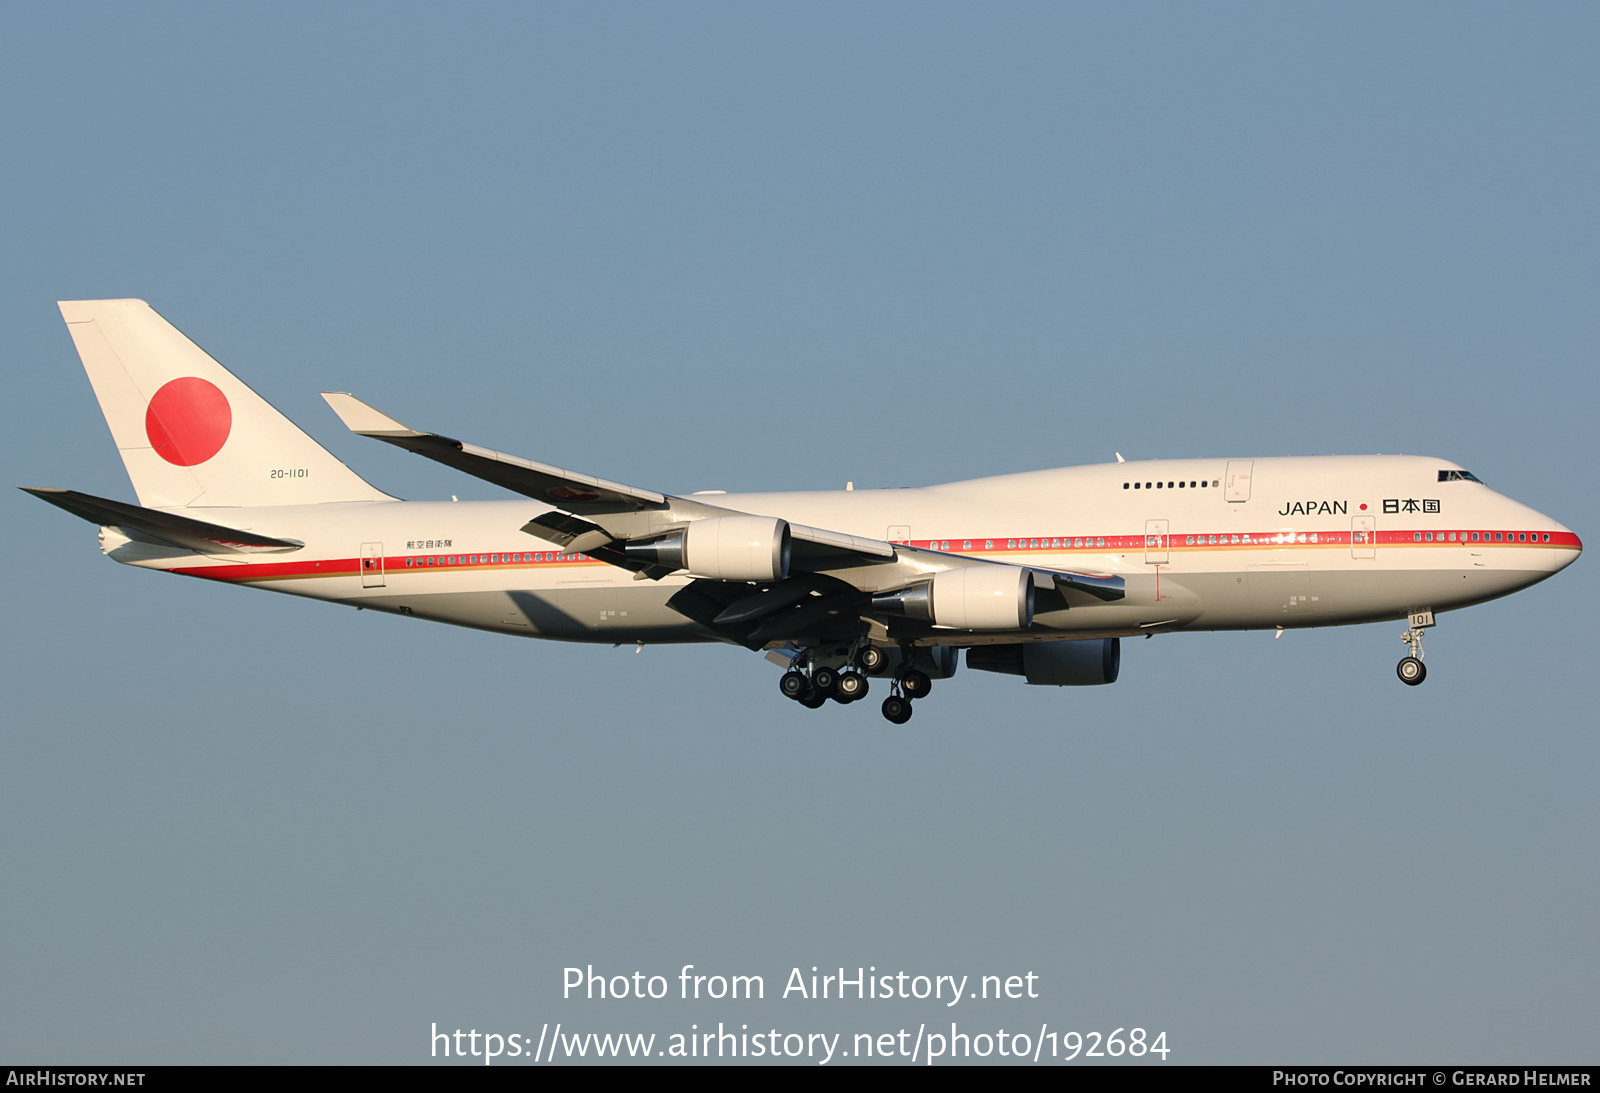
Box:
624, 515, 791, 582
871, 565, 1034, 630
966, 638, 1121, 685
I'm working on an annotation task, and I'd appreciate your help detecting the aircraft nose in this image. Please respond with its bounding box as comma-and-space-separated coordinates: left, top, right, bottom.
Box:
1548, 519, 1581, 573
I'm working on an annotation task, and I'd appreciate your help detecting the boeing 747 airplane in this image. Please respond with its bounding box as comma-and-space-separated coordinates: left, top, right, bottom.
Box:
26, 300, 1582, 722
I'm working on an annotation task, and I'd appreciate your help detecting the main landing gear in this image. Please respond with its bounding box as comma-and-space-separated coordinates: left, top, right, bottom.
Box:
779, 659, 871, 710
872, 667, 934, 723
778, 645, 934, 723
1396, 609, 1435, 686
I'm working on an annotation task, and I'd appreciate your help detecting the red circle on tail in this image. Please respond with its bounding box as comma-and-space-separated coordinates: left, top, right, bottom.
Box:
145, 377, 232, 466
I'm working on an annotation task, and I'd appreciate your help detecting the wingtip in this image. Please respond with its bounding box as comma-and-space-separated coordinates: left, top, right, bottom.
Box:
319, 392, 423, 437
57, 299, 151, 322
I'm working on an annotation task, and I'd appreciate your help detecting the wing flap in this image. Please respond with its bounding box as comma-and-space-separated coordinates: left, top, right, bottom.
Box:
788, 522, 897, 560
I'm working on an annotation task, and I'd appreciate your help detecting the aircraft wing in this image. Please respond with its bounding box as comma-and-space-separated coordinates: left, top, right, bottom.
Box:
323, 392, 896, 564
322, 394, 1114, 644
321, 393, 672, 515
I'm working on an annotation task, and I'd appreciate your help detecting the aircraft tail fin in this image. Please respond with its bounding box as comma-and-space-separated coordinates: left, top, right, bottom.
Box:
57, 299, 392, 509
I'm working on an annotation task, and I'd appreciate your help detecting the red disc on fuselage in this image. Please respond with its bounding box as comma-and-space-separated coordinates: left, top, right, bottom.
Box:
145, 377, 231, 466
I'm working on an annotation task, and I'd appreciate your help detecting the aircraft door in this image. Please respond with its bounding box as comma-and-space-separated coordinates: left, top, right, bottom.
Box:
887, 525, 912, 544
361, 542, 385, 587
1351, 516, 1376, 559
1144, 519, 1169, 564
1225, 460, 1254, 502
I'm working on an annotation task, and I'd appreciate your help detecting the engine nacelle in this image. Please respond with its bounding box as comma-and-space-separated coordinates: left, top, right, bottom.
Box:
872, 565, 1034, 630
624, 515, 791, 581
966, 639, 1121, 685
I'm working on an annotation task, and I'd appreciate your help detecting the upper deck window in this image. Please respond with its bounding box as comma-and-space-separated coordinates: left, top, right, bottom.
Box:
1439, 470, 1482, 482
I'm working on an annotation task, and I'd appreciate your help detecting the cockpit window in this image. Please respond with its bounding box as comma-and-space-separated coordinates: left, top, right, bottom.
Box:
1438, 470, 1482, 483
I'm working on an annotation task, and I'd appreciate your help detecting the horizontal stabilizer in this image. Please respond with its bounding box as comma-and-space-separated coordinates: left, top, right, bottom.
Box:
21, 487, 303, 554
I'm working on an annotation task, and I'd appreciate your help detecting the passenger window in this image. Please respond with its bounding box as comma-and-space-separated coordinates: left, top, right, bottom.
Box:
985, 540, 994, 550
1414, 533, 1421, 541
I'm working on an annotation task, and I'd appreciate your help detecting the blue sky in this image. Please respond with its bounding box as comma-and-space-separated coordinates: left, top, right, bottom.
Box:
2, 2, 1596, 1063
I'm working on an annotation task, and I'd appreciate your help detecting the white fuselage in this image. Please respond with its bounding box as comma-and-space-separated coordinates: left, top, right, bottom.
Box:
106, 454, 1580, 646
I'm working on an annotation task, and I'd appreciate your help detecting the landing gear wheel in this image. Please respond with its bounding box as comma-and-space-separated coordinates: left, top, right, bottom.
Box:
881, 696, 913, 724
811, 666, 839, 696
836, 672, 869, 702
900, 669, 932, 699
857, 646, 888, 675
1397, 656, 1427, 686
799, 691, 828, 709
779, 670, 809, 700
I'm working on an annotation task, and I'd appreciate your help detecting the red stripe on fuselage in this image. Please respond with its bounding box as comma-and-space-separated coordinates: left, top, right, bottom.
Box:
163, 529, 1581, 584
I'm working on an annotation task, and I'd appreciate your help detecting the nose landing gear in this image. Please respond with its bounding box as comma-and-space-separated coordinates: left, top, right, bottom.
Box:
1396, 609, 1434, 686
